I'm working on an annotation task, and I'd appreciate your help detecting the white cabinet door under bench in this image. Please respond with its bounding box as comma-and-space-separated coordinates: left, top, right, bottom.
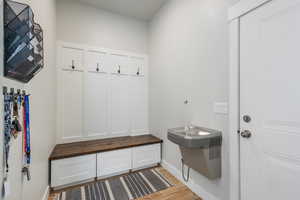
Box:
96, 144, 161, 178
97, 148, 132, 178
51, 154, 96, 188
132, 144, 161, 170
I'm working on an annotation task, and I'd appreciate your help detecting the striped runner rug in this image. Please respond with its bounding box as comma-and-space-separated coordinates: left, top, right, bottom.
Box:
56, 168, 173, 200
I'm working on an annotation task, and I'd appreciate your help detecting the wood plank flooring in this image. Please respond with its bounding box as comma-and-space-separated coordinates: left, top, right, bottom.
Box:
48, 167, 202, 200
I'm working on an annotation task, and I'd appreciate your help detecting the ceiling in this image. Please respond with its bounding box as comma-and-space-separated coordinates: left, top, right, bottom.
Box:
77, 0, 168, 21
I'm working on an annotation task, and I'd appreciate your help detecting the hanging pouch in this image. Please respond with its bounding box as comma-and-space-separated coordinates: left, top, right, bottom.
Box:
11, 118, 22, 138
11, 95, 22, 138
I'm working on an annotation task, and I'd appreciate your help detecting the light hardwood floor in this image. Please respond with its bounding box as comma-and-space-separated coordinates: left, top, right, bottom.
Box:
48, 167, 202, 200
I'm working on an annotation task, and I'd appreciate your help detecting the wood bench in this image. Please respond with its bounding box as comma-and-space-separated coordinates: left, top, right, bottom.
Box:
49, 135, 163, 189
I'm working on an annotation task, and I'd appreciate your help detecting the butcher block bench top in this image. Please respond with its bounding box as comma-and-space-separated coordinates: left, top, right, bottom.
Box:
49, 135, 163, 160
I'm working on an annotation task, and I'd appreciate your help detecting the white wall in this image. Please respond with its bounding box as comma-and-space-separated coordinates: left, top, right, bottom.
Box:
56, 0, 148, 54
0, 0, 57, 199
149, 0, 238, 199
0, 0, 239, 199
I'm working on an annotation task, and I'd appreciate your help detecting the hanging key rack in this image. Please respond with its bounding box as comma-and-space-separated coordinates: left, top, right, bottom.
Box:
2, 86, 29, 96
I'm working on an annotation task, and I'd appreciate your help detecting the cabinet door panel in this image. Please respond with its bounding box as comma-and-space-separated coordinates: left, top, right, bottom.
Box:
97, 149, 132, 177
84, 72, 108, 138
110, 75, 130, 136
61, 46, 84, 71
130, 76, 148, 135
61, 70, 83, 140
85, 50, 107, 73
132, 144, 161, 169
51, 154, 96, 187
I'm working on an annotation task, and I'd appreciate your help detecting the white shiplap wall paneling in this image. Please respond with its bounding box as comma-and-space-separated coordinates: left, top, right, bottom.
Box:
57, 41, 149, 143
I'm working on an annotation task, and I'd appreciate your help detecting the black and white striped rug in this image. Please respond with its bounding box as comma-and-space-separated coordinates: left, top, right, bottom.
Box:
56, 168, 173, 200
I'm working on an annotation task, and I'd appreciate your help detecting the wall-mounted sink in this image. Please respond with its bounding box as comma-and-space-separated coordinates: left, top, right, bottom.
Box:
168, 126, 222, 180
168, 126, 222, 148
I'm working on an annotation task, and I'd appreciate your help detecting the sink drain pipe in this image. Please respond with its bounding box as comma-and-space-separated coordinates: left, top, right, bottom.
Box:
181, 158, 190, 182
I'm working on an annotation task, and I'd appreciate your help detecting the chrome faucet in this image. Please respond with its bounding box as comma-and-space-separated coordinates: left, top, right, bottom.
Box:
184, 124, 194, 138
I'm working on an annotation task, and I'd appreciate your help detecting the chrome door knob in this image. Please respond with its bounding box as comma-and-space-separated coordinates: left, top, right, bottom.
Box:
241, 130, 252, 138
243, 115, 251, 123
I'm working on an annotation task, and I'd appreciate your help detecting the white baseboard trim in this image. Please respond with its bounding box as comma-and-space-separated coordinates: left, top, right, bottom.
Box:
162, 160, 220, 200
42, 186, 50, 200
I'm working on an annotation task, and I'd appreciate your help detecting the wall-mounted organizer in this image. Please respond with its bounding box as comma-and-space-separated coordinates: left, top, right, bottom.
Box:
4, 0, 44, 83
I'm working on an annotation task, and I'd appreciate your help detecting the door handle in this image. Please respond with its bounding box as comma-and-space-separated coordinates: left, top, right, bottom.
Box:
241, 130, 252, 138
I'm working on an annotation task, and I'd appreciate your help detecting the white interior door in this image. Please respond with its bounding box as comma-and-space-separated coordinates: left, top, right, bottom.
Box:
240, 1, 300, 199
84, 72, 108, 138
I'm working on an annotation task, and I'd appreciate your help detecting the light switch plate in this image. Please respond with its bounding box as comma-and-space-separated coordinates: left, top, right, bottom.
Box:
214, 102, 228, 114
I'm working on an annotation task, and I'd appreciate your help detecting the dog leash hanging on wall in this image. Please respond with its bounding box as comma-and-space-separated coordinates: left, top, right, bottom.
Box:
22, 93, 31, 181
2, 87, 30, 197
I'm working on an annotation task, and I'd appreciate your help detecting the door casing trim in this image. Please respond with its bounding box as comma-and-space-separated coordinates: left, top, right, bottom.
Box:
229, 17, 240, 200
228, 1, 274, 200
228, 0, 272, 21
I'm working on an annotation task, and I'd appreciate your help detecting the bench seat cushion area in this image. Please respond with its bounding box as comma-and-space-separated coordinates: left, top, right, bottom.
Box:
49, 135, 162, 188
